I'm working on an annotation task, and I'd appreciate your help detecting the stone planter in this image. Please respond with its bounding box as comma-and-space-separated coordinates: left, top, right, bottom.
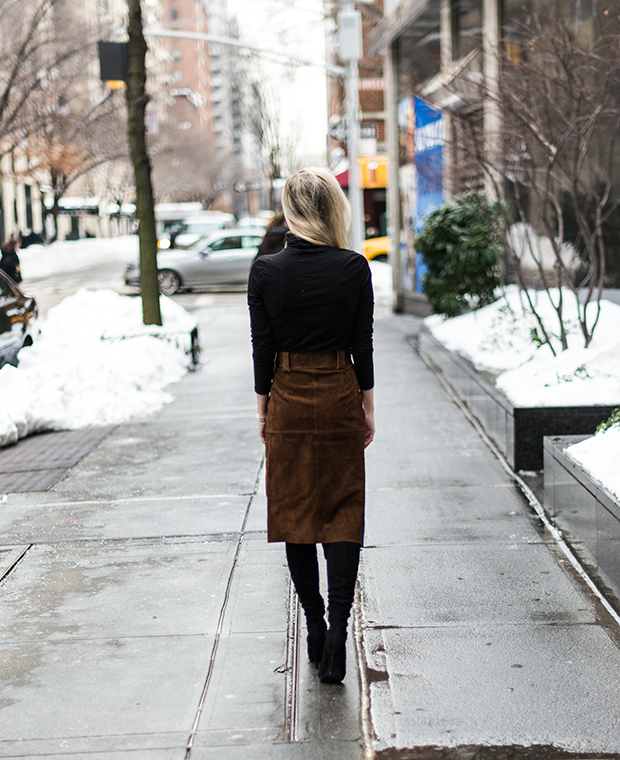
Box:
544, 435, 620, 603
416, 326, 617, 471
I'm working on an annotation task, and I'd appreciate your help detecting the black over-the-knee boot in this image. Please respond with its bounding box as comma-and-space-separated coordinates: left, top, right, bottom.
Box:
285, 543, 327, 667
319, 541, 361, 684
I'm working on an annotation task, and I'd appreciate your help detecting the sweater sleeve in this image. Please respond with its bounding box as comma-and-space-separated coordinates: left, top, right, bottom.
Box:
247, 260, 277, 394
351, 259, 374, 390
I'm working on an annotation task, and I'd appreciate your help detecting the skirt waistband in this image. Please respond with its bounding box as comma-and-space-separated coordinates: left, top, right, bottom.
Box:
276, 349, 352, 371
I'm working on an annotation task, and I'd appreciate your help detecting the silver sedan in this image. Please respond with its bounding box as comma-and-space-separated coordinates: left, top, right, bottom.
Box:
125, 229, 264, 295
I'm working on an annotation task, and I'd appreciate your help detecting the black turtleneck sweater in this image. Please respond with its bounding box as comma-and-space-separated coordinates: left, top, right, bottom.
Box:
248, 234, 374, 395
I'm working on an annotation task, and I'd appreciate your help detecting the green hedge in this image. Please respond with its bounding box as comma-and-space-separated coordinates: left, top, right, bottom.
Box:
416, 194, 502, 317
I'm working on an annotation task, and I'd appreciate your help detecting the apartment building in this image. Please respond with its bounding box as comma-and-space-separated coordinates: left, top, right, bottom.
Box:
161, 0, 211, 133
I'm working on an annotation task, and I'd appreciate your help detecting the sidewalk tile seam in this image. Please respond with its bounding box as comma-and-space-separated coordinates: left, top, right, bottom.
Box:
363, 621, 602, 630
15, 493, 257, 508
0, 632, 220, 646
22, 532, 267, 547
363, 537, 551, 546
369, 484, 516, 492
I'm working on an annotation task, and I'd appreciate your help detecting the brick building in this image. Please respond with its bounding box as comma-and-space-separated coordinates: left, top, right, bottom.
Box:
160, 0, 212, 134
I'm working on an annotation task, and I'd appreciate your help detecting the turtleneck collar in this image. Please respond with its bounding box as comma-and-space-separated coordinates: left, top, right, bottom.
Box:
285, 232, 328, 251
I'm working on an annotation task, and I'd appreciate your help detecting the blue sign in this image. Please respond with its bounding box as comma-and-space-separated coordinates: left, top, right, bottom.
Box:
414, 98, 444, 293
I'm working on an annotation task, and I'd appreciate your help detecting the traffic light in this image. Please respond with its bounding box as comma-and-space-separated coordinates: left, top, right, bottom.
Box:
97, 41, 129, 88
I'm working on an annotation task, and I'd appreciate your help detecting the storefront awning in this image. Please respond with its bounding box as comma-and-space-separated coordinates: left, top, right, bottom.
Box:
369, 0, 438, 55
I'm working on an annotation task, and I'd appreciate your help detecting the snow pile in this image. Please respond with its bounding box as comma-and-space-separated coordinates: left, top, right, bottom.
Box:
508, 223, 577, 272
566, 424, 620, 502
0, 289, 197, 448
369, 260, 392, 304
424, 285, 620, 406
20, 236, 138, 279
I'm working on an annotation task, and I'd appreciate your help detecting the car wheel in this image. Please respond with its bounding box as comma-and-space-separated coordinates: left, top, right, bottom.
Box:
373, 253, 389, 263
158, 269, 181, 295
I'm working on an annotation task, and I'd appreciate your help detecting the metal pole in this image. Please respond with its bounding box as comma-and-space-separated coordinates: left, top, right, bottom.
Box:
143, 28, 345, 76
346, 57, 364, 253
340, 0, 365, 253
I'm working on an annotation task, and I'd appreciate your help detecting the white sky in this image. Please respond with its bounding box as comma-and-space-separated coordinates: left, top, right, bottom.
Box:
225, 0, 330, 169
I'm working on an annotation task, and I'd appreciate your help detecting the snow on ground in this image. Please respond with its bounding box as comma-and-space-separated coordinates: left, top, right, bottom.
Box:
425, 284, 620, 501
20, 236, 138, 279
369, 260, 392, 304
425, 285, 620, 407
566, 426, 620, 502
0, 289, 197, 448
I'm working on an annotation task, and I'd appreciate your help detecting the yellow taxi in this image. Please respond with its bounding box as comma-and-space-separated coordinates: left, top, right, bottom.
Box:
362, 236, 390, 263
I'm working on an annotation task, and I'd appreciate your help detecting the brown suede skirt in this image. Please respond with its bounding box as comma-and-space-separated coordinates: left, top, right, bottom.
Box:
265, 349, 366, 545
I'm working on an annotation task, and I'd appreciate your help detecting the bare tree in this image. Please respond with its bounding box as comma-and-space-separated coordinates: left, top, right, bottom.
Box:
0, 0, 101, 156
23, 90, 127, 241
248, 79, 284, 210
450, 2, 620, 351
151, 125, 228, 208
0, 0, 56, 152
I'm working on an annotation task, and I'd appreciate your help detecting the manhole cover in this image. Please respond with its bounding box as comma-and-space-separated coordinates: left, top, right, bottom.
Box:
0, 426, 115, 493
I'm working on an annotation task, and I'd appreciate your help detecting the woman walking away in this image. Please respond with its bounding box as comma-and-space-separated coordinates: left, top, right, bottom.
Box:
248, 167, 375, 684
254, 212, 288, 259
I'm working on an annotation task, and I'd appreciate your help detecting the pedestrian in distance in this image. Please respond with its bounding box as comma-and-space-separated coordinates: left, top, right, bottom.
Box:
254, 212, 288, 259
248, 167, 375, 684
0, 235, 22, 284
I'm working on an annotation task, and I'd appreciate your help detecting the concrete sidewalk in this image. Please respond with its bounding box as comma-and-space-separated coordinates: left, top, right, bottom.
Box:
361, 311, 620, 758
1, 294, 620, 759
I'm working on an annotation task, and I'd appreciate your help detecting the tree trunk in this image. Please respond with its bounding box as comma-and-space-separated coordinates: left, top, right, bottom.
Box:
50, 195, 61, 244
125, 0, 161, 326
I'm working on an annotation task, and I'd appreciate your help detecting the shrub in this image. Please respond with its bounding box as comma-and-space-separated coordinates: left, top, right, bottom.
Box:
596, 408, 620, 434
416, 194, 502, 317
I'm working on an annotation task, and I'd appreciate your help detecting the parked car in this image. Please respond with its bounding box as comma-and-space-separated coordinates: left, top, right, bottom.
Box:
0, 270, 38, 369
158, 211, 236, 250
125, 229, 264, 295
363, 236, 390, 263
237, 216, 271, 231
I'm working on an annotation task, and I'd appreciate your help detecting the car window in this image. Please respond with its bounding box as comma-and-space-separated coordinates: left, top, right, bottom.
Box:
242, 236, 262, 248
186, 222, 223, 235
0, 275, 14, 299
209, 236, 242, 251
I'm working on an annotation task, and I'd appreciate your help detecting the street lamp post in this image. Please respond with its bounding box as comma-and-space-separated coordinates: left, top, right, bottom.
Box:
338, 4, 365, 253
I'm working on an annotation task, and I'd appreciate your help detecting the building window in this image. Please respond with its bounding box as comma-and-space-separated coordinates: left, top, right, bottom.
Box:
171, 9, 178, 20
451, 0, 482, 60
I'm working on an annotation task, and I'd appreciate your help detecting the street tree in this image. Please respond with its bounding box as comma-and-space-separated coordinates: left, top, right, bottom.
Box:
23, 89, 127, 242
249, 80, 284, 210
151, 125, 228, 208
0, 0, 59, 154
450, 2, 620, 352
126, 0, 161, 327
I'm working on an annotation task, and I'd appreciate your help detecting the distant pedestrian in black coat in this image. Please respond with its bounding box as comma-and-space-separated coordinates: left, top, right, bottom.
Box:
0, 237, 22, 283
255, 213, 288, 259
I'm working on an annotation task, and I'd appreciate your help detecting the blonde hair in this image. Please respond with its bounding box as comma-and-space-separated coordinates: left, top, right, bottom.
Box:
281, 167, 351, 250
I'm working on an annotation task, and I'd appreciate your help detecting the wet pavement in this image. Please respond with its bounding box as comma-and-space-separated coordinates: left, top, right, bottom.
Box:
1, 293, 620, 758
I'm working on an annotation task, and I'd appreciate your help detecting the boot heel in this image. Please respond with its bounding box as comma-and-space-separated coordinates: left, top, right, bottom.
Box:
307, 619, 327, 667
318, 629, 347, 683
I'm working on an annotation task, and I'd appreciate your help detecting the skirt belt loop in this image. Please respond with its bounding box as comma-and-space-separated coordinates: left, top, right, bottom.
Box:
284, 351, 290, 372
337, 349, 343, 370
